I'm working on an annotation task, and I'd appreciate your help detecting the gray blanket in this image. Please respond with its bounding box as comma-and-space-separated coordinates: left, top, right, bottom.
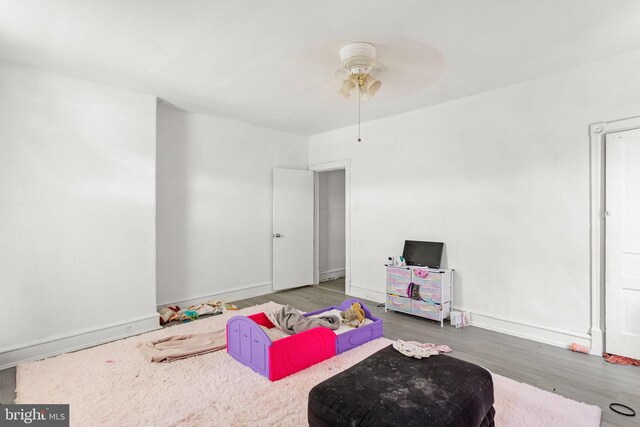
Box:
270, 304, 340, 335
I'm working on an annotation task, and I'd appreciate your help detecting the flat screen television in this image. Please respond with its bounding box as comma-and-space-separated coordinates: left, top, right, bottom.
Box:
402, 240, 444, 268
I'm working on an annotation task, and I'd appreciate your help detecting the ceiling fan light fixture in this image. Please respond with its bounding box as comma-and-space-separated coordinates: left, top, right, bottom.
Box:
337, 78, 357, 98
363, 75, 381, 98
336, 42, 383, 101
336, 41, 384, 142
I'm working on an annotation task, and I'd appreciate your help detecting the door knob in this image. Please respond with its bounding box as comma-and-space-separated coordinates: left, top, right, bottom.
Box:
273, 233, 282, 238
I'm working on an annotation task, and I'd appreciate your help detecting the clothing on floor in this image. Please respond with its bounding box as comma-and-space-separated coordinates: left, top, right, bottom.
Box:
603, 352, 640, 366
268, 304, 340, 335
138, 329, 227, 363
392, 340, 452, 359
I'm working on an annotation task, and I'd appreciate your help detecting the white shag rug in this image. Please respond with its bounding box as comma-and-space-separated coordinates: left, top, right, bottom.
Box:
16, 302, 601, 426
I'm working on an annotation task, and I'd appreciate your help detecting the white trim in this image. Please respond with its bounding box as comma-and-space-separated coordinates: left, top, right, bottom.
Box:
157, 282, 273, 309
319, 269, 346, 282
589, 115, 640, 355
465, 309, 592, 351
348, 284, 385, 304
313, 172, 320, 284
0, 314, 159, 370
309, 159, 352, 295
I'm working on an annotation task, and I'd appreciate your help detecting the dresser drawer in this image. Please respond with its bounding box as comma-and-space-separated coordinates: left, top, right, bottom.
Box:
411, 269, 442, 286
386, 295, 411, 313
386, 281, 412, 297
411, 300, 442, 321
412, 285, 443, 304
387, 267, 411, 282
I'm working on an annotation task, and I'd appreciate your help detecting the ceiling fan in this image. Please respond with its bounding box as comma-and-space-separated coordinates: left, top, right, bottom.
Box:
335, 42, 383, 142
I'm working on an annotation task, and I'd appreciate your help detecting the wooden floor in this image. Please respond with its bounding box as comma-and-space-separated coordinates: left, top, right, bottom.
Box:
315, 277, 345, 294
2, 281, 639, 426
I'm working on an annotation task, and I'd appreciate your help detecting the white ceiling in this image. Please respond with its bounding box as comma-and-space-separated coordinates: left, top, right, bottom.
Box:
2, 1, 640, 136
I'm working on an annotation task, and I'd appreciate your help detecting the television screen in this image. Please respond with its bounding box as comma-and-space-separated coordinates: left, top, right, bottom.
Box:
402, 240, 444, 268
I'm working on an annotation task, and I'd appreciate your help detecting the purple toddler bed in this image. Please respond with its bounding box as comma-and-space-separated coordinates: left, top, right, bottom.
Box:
226, 298, 383, 381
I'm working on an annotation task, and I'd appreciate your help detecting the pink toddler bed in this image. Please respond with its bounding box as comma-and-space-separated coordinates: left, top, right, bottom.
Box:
226, 298, 383, 381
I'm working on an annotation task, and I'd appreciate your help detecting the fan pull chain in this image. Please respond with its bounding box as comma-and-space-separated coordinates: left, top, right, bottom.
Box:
357, 81, 362, 142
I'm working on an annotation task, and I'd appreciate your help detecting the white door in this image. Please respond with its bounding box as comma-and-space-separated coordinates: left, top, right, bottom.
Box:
273, 168, 314, 290
606, 128, 640, 359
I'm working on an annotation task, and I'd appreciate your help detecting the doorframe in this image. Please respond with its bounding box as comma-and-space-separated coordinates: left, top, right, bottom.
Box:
308, 159, 351, 295
590, 115, 640, 354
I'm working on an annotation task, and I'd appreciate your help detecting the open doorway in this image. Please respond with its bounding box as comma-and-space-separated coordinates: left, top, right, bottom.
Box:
316, 169, 346, 293
309, 160, 350, 295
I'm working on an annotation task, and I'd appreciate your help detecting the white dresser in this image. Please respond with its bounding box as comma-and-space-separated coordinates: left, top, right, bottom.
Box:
385, 265, 453, 326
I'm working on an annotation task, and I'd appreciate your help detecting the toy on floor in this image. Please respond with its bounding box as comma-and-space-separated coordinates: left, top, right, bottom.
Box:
159, 300, 233, 325
158, 305, 180, 325
180, 309, 199, 322
341, 302, 366, 327
190, 302, 220, 317
570, 342, 589, 354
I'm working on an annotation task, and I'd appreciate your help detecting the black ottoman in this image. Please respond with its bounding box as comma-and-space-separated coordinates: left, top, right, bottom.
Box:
308, 345, 495, 427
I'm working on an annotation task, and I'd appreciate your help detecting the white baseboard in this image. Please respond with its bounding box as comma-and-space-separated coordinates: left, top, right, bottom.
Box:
319, 269, 345, 282
347, 284, 386, 304
462, 309, 592, 350
0, 313, 160, 370
157, 281, 273, 310
346, 285, 592, 351
588, 327, 603, 356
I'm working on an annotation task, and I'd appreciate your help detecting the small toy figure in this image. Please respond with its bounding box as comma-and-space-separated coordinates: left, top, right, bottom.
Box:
341, 302, 366, 327
179, 309, 199, 322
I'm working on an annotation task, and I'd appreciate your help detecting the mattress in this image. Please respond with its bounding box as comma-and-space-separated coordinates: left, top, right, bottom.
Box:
308, 309, 374, 335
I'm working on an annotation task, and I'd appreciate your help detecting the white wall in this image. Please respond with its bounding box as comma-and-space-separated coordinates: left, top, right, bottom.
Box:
0, 63, 158, 368
309, 49, 640, 348
156, 107, 308, 306
318, 170, 345, 281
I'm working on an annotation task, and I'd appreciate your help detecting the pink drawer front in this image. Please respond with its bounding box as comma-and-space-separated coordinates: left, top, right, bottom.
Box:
411, 300, 441, 320
415, 285, 442, 304
411, 271, 442, 286
386, 281, 412, 297
386, 295, 411, 313
387, 268, 411, 282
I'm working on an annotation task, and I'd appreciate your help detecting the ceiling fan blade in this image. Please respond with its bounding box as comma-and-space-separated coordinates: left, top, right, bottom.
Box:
365, 61, 384, 78
334, 64, 350, 80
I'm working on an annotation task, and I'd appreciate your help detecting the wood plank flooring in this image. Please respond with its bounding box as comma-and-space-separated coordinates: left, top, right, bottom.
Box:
1, 281, 638, 426
315, 277, 345, 294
